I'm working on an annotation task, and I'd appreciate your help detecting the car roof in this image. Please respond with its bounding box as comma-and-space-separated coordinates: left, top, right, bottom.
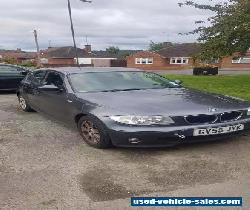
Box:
36, 67, 144, 75
0, 63, 28, 69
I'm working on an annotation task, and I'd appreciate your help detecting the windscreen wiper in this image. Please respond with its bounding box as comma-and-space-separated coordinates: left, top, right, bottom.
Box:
101, 88, 142, 92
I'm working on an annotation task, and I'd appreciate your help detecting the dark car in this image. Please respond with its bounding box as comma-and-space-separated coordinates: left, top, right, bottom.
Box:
17, 67, 250, 148
0, 64, 29, 91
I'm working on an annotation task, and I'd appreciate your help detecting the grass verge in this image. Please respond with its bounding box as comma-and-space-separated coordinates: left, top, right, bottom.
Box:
163, 74, 250, 101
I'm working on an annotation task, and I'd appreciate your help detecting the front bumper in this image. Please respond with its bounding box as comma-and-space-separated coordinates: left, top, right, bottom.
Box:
104, 119, 250, 147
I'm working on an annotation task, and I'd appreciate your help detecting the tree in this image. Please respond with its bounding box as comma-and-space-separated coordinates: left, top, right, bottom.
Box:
106, 46, 120, 55
179, 0, 250, 59
3, 57, 17, 65
149, 41, 173, 51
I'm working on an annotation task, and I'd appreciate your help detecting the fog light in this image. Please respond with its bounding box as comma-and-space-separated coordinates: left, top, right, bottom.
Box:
128, 138, 141, 144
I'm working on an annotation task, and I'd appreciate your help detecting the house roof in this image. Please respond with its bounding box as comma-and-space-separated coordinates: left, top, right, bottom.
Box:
41, 47, 141, 59
0, 50, 36, 59
157, 43, 201, 58
41, 46, 95, 58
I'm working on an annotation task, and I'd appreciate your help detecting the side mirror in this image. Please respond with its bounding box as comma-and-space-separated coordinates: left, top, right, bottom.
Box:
21, 71, 28, 76
174, 80, 183, 85
38, 84, 60, 92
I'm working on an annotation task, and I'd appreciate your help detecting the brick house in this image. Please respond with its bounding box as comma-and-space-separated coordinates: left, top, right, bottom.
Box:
0, 49, 36, 64
220, 51, 250, 69
127, 43, 250, 70
40, 45, 121, 67
127, 43, 201, 70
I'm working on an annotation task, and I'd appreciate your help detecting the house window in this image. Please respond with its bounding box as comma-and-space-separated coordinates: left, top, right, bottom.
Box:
135, 58, 154, 65
135, 58, 141, 64
232, 57, 250, 64
170, 57, 189, 64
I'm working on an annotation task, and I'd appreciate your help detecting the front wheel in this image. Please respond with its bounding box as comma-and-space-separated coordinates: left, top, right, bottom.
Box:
18, 95, 33, 112
77, 116, 112, 149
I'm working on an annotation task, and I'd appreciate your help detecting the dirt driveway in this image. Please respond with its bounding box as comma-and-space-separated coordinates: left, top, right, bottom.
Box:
0, 94, 249, 210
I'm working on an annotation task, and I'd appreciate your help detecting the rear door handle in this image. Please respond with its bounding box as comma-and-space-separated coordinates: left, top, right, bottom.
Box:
67, 99, 73, 103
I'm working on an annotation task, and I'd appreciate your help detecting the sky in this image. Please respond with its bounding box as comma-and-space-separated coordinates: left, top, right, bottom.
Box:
0, 0, 215, 51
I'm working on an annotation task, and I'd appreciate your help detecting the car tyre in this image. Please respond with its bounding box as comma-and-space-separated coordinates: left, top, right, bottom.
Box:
18, 95, 33, 112
77, 116, 112, 149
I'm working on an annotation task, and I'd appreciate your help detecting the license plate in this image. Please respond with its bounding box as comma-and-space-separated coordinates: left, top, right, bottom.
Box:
193, 124, 244, 136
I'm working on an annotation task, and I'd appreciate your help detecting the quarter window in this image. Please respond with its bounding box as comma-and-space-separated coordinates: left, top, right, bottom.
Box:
170, 57, 189, 65
135, 58, 154, 65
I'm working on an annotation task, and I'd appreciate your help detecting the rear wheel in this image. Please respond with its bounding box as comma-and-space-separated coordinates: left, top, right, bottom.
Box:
77, 116, 111, 149
18, 95, 33, 112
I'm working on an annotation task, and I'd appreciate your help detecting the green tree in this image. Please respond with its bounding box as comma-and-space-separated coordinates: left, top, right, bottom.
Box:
149, 41, 173, 51
179, 0, 250, 59
106, 46, 120, 55
3, 57, 17, 65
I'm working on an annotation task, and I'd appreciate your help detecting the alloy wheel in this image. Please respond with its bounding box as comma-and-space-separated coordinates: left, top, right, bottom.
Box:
80, 120, 101, 144
19, 97, 27, 110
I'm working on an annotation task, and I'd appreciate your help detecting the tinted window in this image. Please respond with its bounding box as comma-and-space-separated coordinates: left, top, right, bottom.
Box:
0, 65, 19, 75
44, 72, 64, 87
69, 71, 180, 92
33, 71, 47, 83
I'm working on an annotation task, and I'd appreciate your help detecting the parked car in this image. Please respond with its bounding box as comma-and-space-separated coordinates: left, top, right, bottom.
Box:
0, 64, 29, 91
17, 67, 250, 148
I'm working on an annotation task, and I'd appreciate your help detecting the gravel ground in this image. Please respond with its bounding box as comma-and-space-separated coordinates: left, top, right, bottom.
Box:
0, 94, 249, 210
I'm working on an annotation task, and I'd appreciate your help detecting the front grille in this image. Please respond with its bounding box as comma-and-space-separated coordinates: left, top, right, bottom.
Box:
185, 114, 217, 124
220, 111, 242, 122
184, 110, 244, 125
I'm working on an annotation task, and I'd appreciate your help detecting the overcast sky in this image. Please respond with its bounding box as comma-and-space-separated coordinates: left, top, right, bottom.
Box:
0, 0, 215, 51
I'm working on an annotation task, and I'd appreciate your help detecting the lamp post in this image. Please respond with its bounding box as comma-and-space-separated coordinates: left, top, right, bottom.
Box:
67, 0, 92, 66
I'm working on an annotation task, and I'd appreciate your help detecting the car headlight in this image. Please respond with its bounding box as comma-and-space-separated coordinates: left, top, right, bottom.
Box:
110, 115, 174, 125
247, 108, 250, 116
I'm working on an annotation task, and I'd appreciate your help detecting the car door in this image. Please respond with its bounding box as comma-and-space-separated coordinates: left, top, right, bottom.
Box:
38, 71, 73, 122
25, 70, 48, 109
0, 65, 24, 90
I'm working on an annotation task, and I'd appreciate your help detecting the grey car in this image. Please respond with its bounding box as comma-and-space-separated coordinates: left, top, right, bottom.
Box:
17, 67, 250, 148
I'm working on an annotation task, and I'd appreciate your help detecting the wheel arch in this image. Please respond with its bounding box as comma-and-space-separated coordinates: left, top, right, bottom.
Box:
74, 113, 88, 124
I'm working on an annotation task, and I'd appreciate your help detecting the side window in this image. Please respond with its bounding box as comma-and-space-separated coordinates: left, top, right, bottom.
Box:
0, 65, 19, 75
44, 72, 64, 88
33, 71, 47, 83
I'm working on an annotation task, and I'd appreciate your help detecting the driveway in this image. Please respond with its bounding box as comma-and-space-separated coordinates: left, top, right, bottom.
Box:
154, 69, 250, 75
0, 94, 249, 210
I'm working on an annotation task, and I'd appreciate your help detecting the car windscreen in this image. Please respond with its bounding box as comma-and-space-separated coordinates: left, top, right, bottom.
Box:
69, 71, 180, 92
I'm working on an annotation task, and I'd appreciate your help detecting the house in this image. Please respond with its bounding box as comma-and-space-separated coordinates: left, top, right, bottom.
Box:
0, 49, 36, 64
127, 43, 201, 70
127, 43, 250, 70
40, 45, 119, 67
221, 50, 250, 69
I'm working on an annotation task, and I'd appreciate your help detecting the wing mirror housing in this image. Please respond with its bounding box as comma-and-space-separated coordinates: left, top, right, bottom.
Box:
174, 80, 183, 85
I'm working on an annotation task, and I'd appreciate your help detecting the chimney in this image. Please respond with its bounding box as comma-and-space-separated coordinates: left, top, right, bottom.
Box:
16, 48, 22, 52
84, 44, 91, 53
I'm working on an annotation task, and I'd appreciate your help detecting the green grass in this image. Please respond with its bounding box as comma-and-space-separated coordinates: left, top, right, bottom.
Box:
163, 74, 250, 101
